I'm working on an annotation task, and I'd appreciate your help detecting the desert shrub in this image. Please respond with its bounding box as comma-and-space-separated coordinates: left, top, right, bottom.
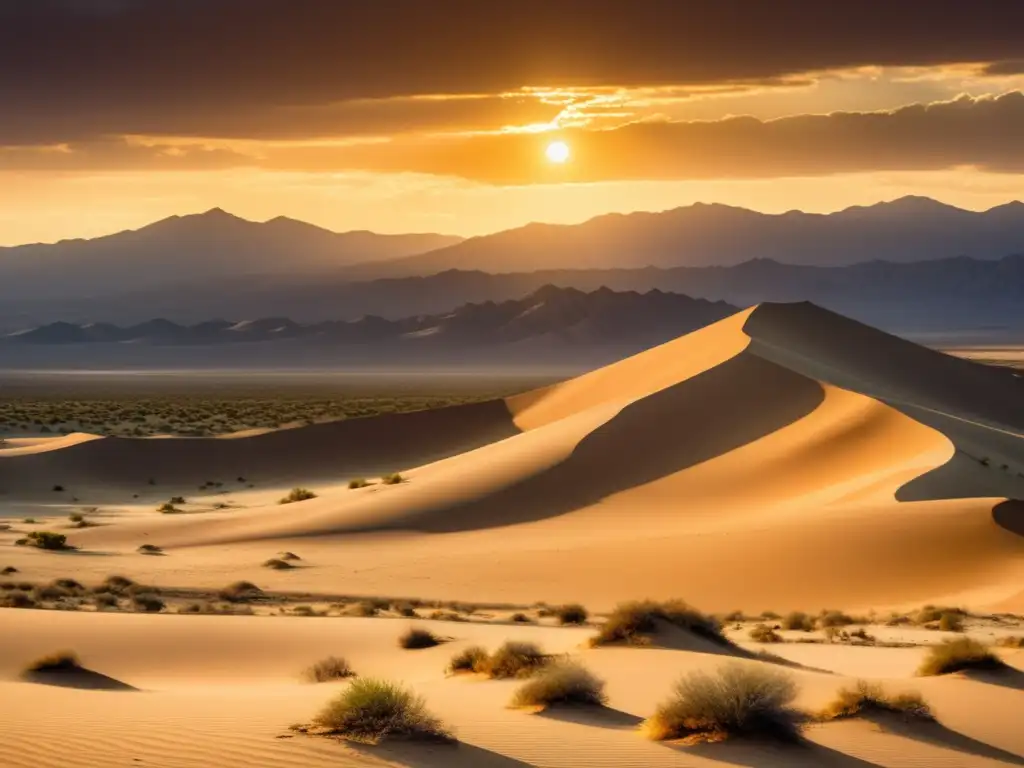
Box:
349, 600, 380, 617
279, 487, 316, 504
817, 610, 855, 629
483, 641, 549, 679
24, 651, 81, 673
511, 661, 607, 709
915, 605, 964, 625
381, 473, 404, 485
262, 558, 294, 570
918, 638, 1005, 676
394, 603, 417, 617
644, 663, 801, 742
52, 578, 83, 591
278, 551, 301, 561
137, 544, 163, 554
94, 593, 119, 609
348, 478, 370, 489
996, 636, 1024, 648
52, 485, 64, 492
723, 610, 747, 622
749, 623, 783, 643
819, 680, 933, 721
219, 580, 263, 602
100, 575, 135, 594
132, 593, 165, 612
0, 566, 17, 575
592, 600, 724, 647
555, 603, 588, 625
399, 626, 443, 649
304, 656, 356, 683
157, 502, 179, 514
169, 496, 186, 505
760, 611, 781, 620
1, 591, 36, 608
447, 645, 489, 674
25, 531, 68, 550
781, 611, 814, 631
848, 628, 876, 644
938, 612, 964, 632
511, 612, 533, 623
34, 584, 69, 601
312, 678, 452, 743
68, 513, 84, 524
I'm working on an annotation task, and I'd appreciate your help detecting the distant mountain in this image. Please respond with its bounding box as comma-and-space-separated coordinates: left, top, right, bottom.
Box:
2, 287, 738, 366
0, 208, 461, 303
347, 197, 1024, 277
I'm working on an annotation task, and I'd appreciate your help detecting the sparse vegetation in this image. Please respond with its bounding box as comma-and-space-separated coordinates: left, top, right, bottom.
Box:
169, 496, 186, 505
262, 558, 295, 570
23, 531, 69, 550
782, 611, 815, 631
819, 680, 934, 721
481, 640, 549, 679
157, 502, 179, 514
511, 612, 532, 623
1, 566, 18, 575
348, 478, 370, 489
817, 610, 856, 628
24, 651, 81, 673
555, 603, 588, 625
279, 487, 316, 504
219, 581, 263, 602
447, 645, 489, 674
591, 600, 724, 647
137, 544, 163, 554
749, 623, 783, 643
381, 473, 405, 485
304, 656, 356, 683
918, 638, 1006, 676
510, 661, 607, 709
311, 678, 453, 743
996, 636, 1024, 649
938, 612, 964, 632
399, 626, 444, 649
644, 663, 801, 743
131, 593, 165, 612
278, 552, 301, 561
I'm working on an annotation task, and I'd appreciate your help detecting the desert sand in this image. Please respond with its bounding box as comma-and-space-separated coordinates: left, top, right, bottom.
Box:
1, 301, 1022, 767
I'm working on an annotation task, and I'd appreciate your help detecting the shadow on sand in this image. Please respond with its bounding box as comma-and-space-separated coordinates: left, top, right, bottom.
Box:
851, 712, 1024, 767
351, 741, 533, 767
20, 666, 137, 691
677, 739, 882, 767
534, 703, 643, 730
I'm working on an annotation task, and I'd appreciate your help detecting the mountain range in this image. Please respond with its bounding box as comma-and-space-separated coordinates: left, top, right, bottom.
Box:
0, 286, 738, 369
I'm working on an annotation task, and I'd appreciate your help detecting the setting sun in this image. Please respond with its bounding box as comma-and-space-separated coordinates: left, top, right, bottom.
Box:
545, 140, 570, 163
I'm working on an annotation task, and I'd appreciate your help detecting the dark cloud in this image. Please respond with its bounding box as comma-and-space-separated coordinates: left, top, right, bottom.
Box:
0, 140, 251, 172
982, 60, 1024, 76
3, 1, 1024, 145
252, 92, 1024, 183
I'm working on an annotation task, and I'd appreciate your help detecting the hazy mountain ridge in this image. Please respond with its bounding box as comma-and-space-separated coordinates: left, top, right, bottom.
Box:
3, 285, 738, 351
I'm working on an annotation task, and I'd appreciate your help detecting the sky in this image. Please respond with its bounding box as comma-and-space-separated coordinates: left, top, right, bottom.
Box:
4, 0, 1024, 245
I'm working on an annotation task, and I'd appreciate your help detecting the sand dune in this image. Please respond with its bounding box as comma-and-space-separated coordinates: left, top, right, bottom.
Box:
2, 301, 1024, 766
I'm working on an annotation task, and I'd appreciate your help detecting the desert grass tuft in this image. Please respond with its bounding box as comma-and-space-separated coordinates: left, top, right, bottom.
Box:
447, 645, 489, 674
749, 623, 783, 643
304, 656, 356, 683
643, 663, 801, 743
555, 603, 588, 625
781, 611, 814, 631
917, 638, 1006, 676
219, 580, 263, 602
482, 640, 549, 679
311, 678, 453, 744
510, 661, 607, 709
279, 487, 317, 504
592, 599, 724, 647
399, 626, 444, 649
381, 473, 404, 485
262, 558, 295, 570
24, 651, 81, 673
819, 680, 933, 721
348, 478, 370, 489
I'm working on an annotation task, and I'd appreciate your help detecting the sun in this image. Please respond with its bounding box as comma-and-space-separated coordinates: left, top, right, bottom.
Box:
545, 140, 570, 163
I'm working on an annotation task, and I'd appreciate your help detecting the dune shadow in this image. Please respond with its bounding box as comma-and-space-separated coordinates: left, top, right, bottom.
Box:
964, 665, 1024, 691
677, 739, 882, 767
994, 499, 1024, 538
400, 352, 824, 533
351, 740, 533, 767
860, 713, 1024, 766
535, 704, 643, 730
20, 667, 137, 691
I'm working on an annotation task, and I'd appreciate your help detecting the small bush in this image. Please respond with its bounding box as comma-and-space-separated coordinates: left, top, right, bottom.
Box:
399, 626, 443, 649
132, 593, 165, 612
169, 496, 186, 505
52, 485, 65, 492
348, 478, 370, 489
915, 605, 964, 625
157, 502, 179, 514
938, 612, 964, 632
483, 640, 549, 679
25, 651, 81, 673
556, 603, 588, 625
447, 645, 489, 674
996, 636, 1024, 649
820, 680, 933, 721
760, 611, 781, 620
94, 593, 119, 609
278, 551, 301, 561
817, 610, 855, 629
304, 656, 356, 683
25, 531, 68, 550
592, 600, 724, 647
782, 611, 814, 631
219, 581, 263, 602
381, 473, 404, 485
749, 623, 783, 643
644, 663, 801, 742
312, 678, 452, 743
394, 603, 417, 617
349, 600, 380, 617
918, 638, 1005, 676
100, 575, 135, 593
1, 566, 18, 575
279, 487, 316, 504
2, 591, 36, 608
68, 513, 84, 524
137, 544, 163, 554
262, 558, 294, 570
511, 661, 607, 709
511, 612, 533, 623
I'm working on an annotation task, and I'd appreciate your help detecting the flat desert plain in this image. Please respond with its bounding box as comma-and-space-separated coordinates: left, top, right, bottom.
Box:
1, 302, 1023, 768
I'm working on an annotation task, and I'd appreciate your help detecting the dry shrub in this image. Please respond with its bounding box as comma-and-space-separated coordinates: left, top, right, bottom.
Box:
25, 651, 81, 673
447, 645, 489, 674
1, 566, 18, 575
555, 603, 588, 625
312, 678, 453, 744
305, 656, 356, 683
381, 473, 404, 485
399, 626, 443, 649
918, 638, 1005, 676
482, 640, 549, 679
278, 552, 301, 561
100, 575, 135, 594
817, 610, 855, 629
219, 581, 263, 602
1, 591, 36, 608
819, 680, 933, 721
592, 600, 724, 647
279, 487, 316, 504
996, 636, 1024, 649
749, 623, 783, 643
348, 478, 369, 489
938, 612, 964, 632
131, 593, 165, 612
137, 544, 163, 554
510, 661, 607, 709
94, 592, 119, 609
644, 663, 801, 743
262, 558, 294, 570
781, 611, 814, 631
511, 612, 533, 623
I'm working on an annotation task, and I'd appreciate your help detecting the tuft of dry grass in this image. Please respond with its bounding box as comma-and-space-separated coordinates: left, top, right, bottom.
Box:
482, 640, 549, 679
278, 551, 301, 561
555, 603, 588, 625
644, 663, 801, 743
279, 487, 317, 505
399, 626, 444, 650
381, 473, 404, 485
312, 678, 453, 744
938, 612, 964, 632
510, 661, 607, 709
304, 656, 356, 683
348, 478, 370, 489
819, 680, 934, 721
25, 651, 81, 673
592, 600, 724, 647
262, 558, 294, 570
137, 544, 163, 554
749, 623, 783, 643
781, 611, 814, 631
996, 636, 1024, 649
918, 638, 1006, 676
447, 645, 489, 674
219, 581, 263, 602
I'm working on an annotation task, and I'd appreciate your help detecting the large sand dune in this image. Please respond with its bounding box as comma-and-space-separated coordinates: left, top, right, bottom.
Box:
2, 301, 1024, 767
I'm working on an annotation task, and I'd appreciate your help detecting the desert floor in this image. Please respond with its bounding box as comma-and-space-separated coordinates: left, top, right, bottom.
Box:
2, 302, 1023, 767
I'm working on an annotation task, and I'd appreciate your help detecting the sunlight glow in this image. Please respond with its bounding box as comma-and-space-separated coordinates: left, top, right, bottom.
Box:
546, 141, 570, 163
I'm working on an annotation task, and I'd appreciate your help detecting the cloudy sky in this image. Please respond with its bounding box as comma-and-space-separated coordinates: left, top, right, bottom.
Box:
4, 0, 1024, 244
